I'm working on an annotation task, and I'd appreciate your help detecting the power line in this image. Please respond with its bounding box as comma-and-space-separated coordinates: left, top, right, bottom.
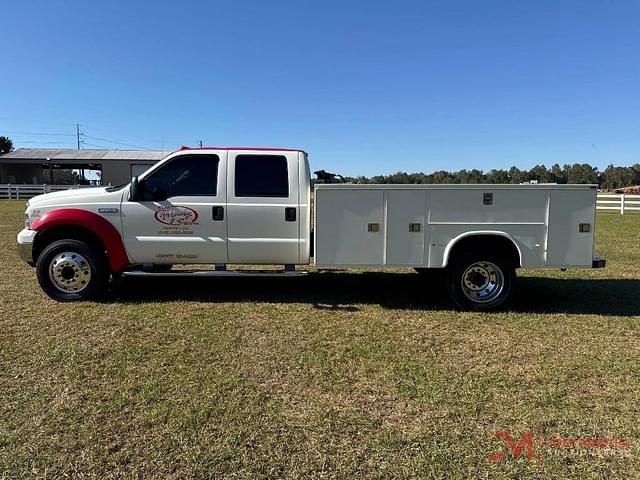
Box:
80, 125, 181, 149
82, 134, 147, 149
82, 142, 113, 149
15, 141, 74, 145
2, 126, 167, 150
0, 130, 75, 137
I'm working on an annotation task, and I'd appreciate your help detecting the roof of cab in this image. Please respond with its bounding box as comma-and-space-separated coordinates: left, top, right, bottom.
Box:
180, 146, 305, 153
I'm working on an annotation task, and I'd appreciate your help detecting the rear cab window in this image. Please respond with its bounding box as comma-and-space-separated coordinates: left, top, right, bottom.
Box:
235, 155, 289, 197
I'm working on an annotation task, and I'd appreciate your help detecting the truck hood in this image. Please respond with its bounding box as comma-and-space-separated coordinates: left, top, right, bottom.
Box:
28, 186, 120, 207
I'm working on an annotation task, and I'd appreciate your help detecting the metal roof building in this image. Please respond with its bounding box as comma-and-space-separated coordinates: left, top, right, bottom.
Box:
0, 148, 169, 185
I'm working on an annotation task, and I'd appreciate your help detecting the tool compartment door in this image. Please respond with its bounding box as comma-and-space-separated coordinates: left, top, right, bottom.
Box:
546, 188, 596, 267
315, 188, 383, 265
385, 190, 427, 265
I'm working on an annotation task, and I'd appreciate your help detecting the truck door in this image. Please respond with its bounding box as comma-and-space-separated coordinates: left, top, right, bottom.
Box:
226, 150, 300, 264
120, 151, 228, 264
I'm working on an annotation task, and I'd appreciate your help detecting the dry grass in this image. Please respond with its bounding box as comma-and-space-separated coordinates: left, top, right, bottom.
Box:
0, 199, 639, 479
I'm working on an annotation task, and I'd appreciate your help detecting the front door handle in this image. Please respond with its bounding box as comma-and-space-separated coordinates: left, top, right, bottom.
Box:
212, 206, 224, 221
285, 207, 296, 222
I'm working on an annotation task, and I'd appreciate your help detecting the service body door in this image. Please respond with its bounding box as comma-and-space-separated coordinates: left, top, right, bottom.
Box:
226, 150, 300, 264
315, 188, 384, 265
120, 151, 228, 264
546, 188, 597, 267
314, 187, 427, 266
385, 189, 427, 265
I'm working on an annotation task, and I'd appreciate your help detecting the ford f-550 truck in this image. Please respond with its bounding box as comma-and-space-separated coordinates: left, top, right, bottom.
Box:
17, 146, 605, 310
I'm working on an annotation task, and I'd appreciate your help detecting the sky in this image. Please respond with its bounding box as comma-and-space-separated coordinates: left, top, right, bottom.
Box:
1, 0, 639, 177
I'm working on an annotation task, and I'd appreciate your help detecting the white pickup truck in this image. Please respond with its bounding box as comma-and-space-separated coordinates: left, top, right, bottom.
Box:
17, 146, 605, 310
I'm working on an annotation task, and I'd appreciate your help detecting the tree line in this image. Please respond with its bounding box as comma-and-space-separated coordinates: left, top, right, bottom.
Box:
345, 163, 640, 190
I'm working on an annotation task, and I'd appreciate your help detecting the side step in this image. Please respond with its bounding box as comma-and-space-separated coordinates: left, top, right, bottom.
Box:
121, 269, 308, 278
592, 255, 606, 269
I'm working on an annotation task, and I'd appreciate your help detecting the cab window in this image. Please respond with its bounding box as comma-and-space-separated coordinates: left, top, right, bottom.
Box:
235, 155, 288, 197
142, 154, 219, 200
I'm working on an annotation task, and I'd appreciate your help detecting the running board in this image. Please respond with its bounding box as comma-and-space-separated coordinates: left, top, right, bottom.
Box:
121, 269, 307, 278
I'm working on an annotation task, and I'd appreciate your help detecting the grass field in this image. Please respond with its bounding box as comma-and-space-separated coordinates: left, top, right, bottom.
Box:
0, 199, 639, 479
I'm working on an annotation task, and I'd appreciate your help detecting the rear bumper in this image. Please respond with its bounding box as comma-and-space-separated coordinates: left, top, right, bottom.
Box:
17, 228, 37, 266
592, 255, 606, 268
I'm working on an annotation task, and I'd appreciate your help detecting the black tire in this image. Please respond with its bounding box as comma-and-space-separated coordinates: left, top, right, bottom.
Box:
446, 250, 515, 311
36, 239, 109, 301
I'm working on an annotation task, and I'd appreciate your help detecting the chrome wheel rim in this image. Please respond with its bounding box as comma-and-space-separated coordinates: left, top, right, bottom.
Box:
49, 251, 92, 293
461, 261, 504, 304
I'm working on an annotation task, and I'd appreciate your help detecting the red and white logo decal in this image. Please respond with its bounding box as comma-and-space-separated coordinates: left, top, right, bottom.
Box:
154, 206, 199, 225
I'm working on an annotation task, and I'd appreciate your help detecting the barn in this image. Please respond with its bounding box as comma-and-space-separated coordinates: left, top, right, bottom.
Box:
0, 148, 169, 185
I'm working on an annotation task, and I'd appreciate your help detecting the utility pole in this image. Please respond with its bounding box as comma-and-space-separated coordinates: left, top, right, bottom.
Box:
76, 124, 85, 183
199, 140, 203, 148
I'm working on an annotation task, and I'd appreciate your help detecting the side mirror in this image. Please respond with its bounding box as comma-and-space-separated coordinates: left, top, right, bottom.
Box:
129, 176, 140, 201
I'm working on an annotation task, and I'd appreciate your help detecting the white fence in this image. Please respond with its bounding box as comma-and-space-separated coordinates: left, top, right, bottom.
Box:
597, 193, 640, 214
0, 184, 95, 200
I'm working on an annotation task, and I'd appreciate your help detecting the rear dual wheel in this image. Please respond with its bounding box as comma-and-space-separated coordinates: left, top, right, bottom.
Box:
446, 251, 515, 311
36, 239, 109, 301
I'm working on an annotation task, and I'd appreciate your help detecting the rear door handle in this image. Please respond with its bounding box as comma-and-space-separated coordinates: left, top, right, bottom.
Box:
212, 206, 224, 221
285, 207, 296, 222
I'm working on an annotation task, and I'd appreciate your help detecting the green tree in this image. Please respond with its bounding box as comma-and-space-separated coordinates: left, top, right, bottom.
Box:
566, 163, 599, 184
486, 169, 509, 183
631, 164, 640, 185
507, 166, 525, 184
601, 164, 635, 190
550, 164, 566, 183
0, 136, 13, 154
528, 164, 554, 183
430, 170, 457, 184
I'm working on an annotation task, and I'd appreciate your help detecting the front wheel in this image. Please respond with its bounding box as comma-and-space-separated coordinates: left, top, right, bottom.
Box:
36, 239, 109, 301
446, 252, 515, 311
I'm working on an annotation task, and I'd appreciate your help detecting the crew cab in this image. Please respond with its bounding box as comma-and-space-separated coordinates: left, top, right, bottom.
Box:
17, 146, 605, 311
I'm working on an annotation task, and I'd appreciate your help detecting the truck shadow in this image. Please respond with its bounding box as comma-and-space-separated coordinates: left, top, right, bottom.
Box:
106, 272, 640, 316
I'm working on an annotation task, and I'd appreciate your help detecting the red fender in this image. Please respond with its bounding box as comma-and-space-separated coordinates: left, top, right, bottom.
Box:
31, 208, 130, 272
